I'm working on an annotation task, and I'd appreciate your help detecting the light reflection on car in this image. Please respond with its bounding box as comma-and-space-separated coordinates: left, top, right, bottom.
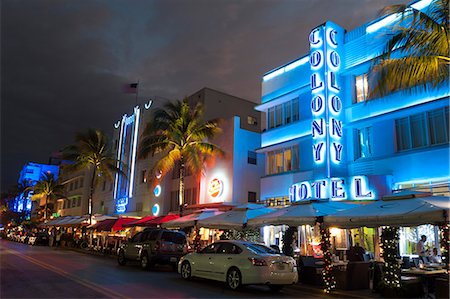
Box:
178, 240, 298, 291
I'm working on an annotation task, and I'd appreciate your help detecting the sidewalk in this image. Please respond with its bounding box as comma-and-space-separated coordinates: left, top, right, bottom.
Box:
290, 283, 381, 299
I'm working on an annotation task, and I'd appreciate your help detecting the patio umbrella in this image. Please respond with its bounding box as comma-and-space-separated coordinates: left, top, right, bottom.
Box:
198, 204, 276, 230
161, 209, 224, 229
324, 195, 450, 228
247, 200, 360, 227
131, 214, 180, 227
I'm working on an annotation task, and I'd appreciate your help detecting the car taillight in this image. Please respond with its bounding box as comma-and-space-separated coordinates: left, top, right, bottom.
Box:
248, 257, 267, 266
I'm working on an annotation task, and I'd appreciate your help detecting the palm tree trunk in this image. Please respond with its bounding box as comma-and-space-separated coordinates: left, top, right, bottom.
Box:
89, 168, 96, 225
44, 194, 48, 221
178, 158, 185, 216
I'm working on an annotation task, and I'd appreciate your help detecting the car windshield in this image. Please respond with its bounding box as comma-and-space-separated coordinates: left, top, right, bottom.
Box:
243, 243, 279, 255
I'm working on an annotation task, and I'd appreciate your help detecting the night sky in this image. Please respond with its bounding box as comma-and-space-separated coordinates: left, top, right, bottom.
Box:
1, 0, 406, 191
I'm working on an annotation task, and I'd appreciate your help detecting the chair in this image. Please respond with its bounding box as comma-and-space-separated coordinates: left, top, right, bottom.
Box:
335, 262, 370, 290
402, 256, 411, 269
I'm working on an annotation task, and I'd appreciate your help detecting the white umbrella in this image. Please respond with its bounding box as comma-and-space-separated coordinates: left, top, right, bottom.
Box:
161, 209, 224, 229
324, 195, 450, 228
198, 204, 276, 230
247, 201, 360, 227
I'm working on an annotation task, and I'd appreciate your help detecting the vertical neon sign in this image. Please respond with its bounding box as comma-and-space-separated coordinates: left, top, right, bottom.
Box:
114, 106, 140, 213
310, 22, 344, 179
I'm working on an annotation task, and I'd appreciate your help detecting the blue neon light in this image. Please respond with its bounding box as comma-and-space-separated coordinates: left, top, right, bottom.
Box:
263, 56, 308, 82
153, 185, 161, 197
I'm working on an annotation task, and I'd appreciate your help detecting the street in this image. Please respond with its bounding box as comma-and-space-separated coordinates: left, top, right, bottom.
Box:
0, 240, 323, 298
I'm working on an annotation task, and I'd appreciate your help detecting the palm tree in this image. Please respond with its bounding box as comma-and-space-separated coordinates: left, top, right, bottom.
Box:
33, 173, 65, 221
139, 99, 224, 214
63, 129, 120, 224
368, 0, 449, 99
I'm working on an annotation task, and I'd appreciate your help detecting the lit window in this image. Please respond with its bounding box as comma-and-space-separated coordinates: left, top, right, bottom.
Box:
275, 105, 283, 127
248, 192, 257, 203
141, 170, 147, 183
284, 148, 292, 171
268, 107, 275, 129
275, 150, 283, 173
247, 116, 258, 126
355, 74, 368, 103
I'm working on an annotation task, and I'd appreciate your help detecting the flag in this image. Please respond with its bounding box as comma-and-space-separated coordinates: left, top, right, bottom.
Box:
123, 83, 138, 94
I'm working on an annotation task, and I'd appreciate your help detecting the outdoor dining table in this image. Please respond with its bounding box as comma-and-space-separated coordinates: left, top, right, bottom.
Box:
401, 268, 448, 297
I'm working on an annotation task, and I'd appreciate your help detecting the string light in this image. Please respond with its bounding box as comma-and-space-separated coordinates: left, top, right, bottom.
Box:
380, 226, 401, 290
320, 225, 336, 293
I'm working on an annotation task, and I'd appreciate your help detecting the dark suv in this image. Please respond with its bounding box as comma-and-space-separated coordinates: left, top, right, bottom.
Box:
117, 228, 188, 270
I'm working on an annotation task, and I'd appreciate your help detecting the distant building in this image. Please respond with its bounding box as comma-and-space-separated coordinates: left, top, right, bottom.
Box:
12, 162, 59, 216
106, 87, 264, 217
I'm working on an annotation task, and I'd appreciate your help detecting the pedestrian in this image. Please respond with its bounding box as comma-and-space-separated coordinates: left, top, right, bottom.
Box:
55, 231, 61, 247
416, 235, 427, 261
49, 229, 55, 247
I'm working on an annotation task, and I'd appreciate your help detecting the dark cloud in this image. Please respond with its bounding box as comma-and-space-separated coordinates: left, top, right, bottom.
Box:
1, 0, 406, 191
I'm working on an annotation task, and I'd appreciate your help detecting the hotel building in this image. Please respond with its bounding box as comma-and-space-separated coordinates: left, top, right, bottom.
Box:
256, 1, 449, 254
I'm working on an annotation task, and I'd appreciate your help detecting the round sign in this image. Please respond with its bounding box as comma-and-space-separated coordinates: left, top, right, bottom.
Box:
208, 178, 223, 198
153, 185, 161, 197
152, 204, 160, 216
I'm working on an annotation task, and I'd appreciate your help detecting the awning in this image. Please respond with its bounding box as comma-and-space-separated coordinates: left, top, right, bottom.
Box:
130, 214, 179, 227
198, 203, 276, 229
162, 209, 223, 229
88, 217, 138, 231
248, 201, 361, 227
324, 195, 450, 228
122, 216, 156, 228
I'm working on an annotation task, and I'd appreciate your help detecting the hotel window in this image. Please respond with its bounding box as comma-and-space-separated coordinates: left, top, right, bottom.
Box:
69, 182, 73, 191
247, 151, 257, 165
79, 177, 84, 188
77, 198, 81, 207
284, 101, 292, 124
355, 74, 368, 103
356, 127, 372, 159
141, 170, 147, 183
396, 107, 449, 151
266, 145, 299, 175
275, 105, 283, 127
275, 150, 283, 173
248, 192, 257, 203
74, 180, 78, 189
292, 98, 299, 122
268, 107, 275, 129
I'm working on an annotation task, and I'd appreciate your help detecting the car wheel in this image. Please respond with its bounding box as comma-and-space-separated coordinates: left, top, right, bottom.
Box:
181, 261, 192, 280
117, 251, 127, 266
227, 267, 242, 290
268, 285, 284, 292
140, 253, 150, 270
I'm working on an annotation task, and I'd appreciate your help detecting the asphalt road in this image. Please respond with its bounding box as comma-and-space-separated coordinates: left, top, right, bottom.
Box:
0, 240, 324, 299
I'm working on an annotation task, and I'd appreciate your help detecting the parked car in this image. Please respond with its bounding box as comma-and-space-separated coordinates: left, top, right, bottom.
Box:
32, 232, 49, 246
178, 240, 298, 291
117, 228, 188, 270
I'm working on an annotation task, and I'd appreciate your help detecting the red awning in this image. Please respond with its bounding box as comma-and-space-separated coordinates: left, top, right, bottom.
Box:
122, 216, 156, 228
90, 217, 138, 231
133, 214, 179, 227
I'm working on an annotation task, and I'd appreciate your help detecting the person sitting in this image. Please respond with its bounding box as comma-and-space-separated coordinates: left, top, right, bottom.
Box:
347, 243, 366, 261
429, 247, 442, 263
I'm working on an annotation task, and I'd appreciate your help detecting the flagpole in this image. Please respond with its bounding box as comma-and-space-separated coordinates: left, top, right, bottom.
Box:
135, 80, 140, 106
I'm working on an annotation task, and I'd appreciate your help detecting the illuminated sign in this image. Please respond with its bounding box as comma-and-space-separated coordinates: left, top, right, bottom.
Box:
289, 176, 375, 202
153, 185, 161, 197
114, 106, 141, 213
208, 178, 223, 198
152, 204, 160, 216
310, 22, 344, 178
